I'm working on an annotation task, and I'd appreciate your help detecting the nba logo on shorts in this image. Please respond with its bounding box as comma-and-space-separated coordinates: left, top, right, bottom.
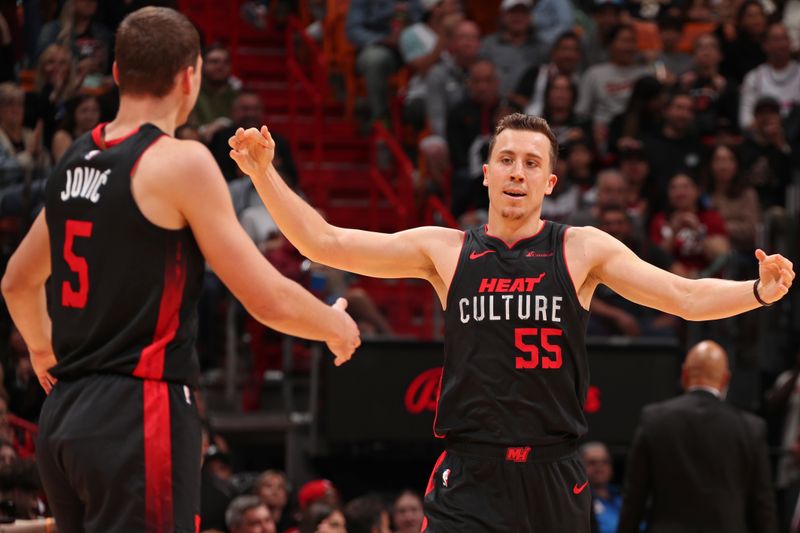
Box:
442, 469, 450, 487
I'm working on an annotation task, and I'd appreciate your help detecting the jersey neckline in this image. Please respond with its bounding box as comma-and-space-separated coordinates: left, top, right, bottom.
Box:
91, 122, 147, 150
482, 220, 549, 250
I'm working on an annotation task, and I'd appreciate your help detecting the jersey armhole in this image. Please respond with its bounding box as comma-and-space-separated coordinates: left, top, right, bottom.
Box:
558, 225, 590, 313
442, 230, 468, 311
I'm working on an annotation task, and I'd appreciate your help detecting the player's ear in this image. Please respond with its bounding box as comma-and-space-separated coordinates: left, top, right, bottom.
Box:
544, 173, 558, 196
112, 62, 120, 87
482, 163, 489, 187
180, 65, 194, 95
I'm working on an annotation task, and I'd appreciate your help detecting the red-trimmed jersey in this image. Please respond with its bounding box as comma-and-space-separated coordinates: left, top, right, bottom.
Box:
436, 222, 590, 445
45, 123, 204, 385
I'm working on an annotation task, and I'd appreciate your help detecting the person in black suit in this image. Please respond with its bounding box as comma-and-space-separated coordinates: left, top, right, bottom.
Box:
617, 340, 778, 533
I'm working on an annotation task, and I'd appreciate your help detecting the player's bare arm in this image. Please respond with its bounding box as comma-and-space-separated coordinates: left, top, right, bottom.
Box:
229, 126, 464, 306
137, 137, 360, 363
1, 210, 57, 392
567, 225, 795, 320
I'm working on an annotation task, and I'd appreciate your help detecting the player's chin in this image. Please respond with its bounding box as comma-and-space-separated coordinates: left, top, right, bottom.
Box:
500, 206, 527, 220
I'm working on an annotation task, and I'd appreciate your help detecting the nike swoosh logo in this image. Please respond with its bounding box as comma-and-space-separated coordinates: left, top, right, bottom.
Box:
573, 481, 589, 495
469, 250, 496, 260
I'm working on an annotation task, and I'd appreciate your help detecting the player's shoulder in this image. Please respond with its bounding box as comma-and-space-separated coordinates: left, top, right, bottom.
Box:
404, 225, 464, 249
564, 225, 615, 249
144, 137, 219, 181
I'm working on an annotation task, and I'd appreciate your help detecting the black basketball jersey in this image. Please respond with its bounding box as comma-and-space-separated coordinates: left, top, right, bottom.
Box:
437, 222, 590, 446
44, 123, 204, 385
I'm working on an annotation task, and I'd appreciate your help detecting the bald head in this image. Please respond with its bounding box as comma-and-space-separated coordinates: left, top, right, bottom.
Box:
681, 340, 730, 391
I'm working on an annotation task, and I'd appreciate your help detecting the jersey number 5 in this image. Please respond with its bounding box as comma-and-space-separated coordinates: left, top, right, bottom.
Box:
514, 328, 563, 370
62, 220, 93, 308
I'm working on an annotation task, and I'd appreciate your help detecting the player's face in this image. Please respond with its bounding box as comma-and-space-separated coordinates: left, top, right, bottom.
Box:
483, 129, 557, 222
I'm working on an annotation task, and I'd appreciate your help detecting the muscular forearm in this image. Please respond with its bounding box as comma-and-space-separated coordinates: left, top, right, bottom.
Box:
250, 164, 336, 262
2, 283, 52, 355
683, 277, 762, 321
248, 275, 345, 342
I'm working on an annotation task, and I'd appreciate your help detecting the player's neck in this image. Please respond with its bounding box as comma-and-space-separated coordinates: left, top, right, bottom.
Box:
110, 95, 184, 138
485, 213, 545, 245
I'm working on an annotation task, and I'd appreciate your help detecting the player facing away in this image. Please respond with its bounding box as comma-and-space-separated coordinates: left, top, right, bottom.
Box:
228, 113, 793, 532
1, 7, 360, 533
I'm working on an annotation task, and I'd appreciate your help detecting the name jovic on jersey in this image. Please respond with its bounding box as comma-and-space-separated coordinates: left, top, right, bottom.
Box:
59, 166, 110, 203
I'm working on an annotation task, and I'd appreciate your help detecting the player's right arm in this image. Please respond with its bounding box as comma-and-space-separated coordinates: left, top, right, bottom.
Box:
228, 127, 462, 298
156, 139, 360, 363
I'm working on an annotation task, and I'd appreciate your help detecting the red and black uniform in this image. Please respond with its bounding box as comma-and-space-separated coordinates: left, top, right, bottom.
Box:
37, 123, 204, 533
423, 222, 592, 533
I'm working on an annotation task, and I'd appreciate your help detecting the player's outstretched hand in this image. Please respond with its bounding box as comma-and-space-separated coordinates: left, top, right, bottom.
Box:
756, 249, 795, 304
326, 298, 361, 367
30, 350, 58, 394
228, 125, 275, 178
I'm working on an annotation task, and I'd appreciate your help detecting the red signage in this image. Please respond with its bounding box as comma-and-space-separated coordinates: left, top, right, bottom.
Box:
405, 367, 443, 414
585, 386, 601, 414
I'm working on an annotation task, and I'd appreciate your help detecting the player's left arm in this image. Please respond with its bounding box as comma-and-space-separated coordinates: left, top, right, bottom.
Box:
577, 226, 794, 321
0, 210, 57, 392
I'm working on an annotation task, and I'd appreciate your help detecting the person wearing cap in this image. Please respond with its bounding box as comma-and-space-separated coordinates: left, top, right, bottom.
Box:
618, 341, 778, 533
739, 22, 800, 130
478, 0, 548, 97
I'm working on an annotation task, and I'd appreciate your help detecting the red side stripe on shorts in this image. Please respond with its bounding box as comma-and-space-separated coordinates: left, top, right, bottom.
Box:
420, 451, 447, 532
134, 241, 187, 380
195, 514, 201, 533
143, 380, 173, 533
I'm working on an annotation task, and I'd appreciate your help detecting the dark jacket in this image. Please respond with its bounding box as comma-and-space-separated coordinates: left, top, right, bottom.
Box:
617, 390, 778, 533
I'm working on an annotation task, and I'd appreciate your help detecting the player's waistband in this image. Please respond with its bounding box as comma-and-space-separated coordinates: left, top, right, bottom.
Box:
445, 439, 577, 463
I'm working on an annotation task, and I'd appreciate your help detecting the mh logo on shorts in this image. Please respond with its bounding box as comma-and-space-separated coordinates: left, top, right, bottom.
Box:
506, 446, 532, 463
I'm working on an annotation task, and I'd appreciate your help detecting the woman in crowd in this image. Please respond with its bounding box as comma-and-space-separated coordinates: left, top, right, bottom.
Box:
51, 94, 101, 162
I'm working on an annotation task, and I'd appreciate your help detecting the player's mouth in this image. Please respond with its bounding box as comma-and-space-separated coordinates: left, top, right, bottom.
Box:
503, 190, 526, 199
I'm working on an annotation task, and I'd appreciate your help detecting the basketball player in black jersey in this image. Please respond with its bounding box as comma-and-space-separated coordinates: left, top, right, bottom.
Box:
1, 8, 360, 533
228, 114, 793, 532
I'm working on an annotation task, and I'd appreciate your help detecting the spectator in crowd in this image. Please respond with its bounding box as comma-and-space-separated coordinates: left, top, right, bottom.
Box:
391, 490, 423, 533
649, 172, 729, 279
227, 495, 277, 533
766, 349, 800, 531
254, 469, 294, 533
703, 143, 760, 277
51, 94, 101, 162
541, 158, 582, 224
576, 24, 653, 152
511, 30, 583, 117
298, 502, 347, 533
424, 18, 481, 138
0, 439, 15, 466
541, 74, 591, 148
567, 168, 630, 229
191, 44, 241, 143
531, 0, 574, 50
641, 91, 702, 203
678, 32, 739, 139
446, 59, 502, 217
398, 0, 462, 132
560, 137, 596, 196
589, 204, 678, 337
617, 340, 778, 533
345, 494, 391, 533
740, 96, 793, 209
479, 0, 548, 97
29, 43, 78, 150
739, 23, 800, 131
654, 15, 692, 78
580, 441, 622, 533
582, 0, 625, 67
418, 18, 480, 194
618, 146, 652, 222
36, 0, 113, 87
345, 0, 423, 126
201, 441, 237, 532
0, 83, 50, 189
786, 0, 800, 52
211, 91, 297, 186
298, 479, 340, 512
718, 0, 768, 84
606, 75, 665, 158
